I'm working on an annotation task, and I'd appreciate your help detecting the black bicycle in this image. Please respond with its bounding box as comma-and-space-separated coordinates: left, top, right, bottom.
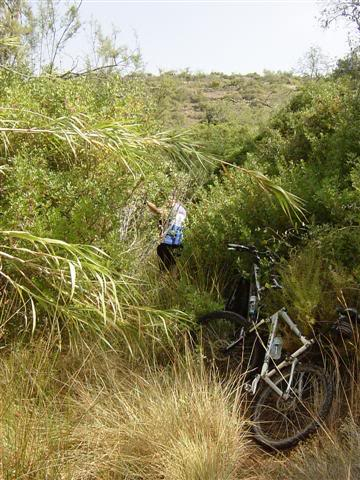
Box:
197, 243, 359, 449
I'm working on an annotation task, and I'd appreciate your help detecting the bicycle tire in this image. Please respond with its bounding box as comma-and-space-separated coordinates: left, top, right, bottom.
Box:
196, 310, 262, 377
252, 364, 333, 450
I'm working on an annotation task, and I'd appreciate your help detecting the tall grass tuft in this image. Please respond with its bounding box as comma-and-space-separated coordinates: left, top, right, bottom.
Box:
72, 352, 250, 480
0, 341, 73, 479
0, 340, 251, 479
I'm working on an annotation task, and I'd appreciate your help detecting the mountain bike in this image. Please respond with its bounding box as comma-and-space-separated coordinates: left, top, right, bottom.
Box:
197, 243, 280, 377
197, 243, 359, 449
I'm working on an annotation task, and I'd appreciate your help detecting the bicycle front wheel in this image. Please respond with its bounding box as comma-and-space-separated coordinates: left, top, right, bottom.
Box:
197, 310, 261, 377
253, 364, 333, 450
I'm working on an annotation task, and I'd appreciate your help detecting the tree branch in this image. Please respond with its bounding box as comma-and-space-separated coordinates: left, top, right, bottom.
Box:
49, 0, 82, 73
59, 60, 128, 78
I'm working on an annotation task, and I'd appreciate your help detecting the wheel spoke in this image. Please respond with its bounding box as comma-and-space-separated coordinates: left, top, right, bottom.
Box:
253, 365, 332, 449
198, 312, 260, 377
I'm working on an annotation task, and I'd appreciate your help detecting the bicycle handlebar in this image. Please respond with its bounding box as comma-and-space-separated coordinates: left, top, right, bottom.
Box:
227, 243, 277, 262
227, 243, 256, 253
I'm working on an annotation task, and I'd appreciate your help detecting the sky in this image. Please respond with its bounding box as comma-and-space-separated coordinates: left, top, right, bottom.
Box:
58, 0, 351, 74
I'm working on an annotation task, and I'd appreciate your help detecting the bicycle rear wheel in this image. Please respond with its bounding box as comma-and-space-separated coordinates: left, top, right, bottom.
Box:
253, 364, 333, 450
197, 310, 261, 377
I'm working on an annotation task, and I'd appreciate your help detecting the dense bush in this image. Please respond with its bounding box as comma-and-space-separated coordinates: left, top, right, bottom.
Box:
1, 64, 360, 343
185, 74, 360, 314
0, 70, 215, 345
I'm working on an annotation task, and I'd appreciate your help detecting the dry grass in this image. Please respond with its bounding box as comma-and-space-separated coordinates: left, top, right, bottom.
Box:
0, 341, 73, 479
70, 351, 251, 480
264, 420, 360, 480
0, 340, 252, 480
1, 321, 360, 480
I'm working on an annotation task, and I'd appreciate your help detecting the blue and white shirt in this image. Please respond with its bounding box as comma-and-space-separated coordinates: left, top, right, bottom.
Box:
163, 202, 186, 246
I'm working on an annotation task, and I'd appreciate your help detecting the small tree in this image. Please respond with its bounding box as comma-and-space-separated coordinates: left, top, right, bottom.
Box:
33, 0, 82, 73
296, 46, 332, 78
84, 20, 143, 74
333, 46, 360, 77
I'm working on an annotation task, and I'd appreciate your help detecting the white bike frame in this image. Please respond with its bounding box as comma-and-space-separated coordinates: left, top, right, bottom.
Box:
245, 308, 315, 399
248, 262, 261, 322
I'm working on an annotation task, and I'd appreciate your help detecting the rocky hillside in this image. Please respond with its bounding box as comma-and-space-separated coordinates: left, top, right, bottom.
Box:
146, 70, 302, 129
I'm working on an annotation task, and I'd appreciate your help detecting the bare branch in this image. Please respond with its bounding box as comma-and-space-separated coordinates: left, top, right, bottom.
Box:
59, 60, 129, 78
48, 0, 82, 73
321, 0, 360, 34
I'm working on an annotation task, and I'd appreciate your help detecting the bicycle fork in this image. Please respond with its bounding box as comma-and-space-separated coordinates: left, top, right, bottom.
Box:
223, 327, 246, 352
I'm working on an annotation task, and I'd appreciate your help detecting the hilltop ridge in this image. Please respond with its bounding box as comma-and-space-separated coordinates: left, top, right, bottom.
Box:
145, 70, 302, 128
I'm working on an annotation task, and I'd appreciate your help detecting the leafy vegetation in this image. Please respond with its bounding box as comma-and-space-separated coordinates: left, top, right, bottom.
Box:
1, 0, 360, 477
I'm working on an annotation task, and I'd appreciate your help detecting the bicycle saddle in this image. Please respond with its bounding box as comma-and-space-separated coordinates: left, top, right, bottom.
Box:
332, 307, 360, 338
336, 307, 360, 322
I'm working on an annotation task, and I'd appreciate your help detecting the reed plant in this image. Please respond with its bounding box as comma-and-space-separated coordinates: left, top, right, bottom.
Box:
0, 230, 193, 352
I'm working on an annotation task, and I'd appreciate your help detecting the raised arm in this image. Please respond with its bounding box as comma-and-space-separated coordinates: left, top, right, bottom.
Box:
146, 200, 162, 216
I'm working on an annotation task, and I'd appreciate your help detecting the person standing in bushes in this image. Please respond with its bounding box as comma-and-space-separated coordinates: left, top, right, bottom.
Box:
146, 197, 186, 275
